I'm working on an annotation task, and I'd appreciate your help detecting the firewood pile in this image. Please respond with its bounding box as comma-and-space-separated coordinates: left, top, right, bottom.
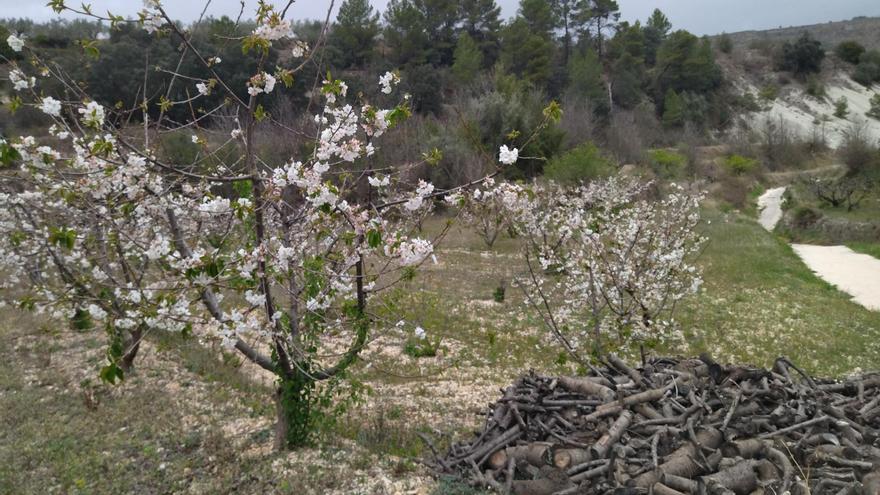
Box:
429, 356, 880, 495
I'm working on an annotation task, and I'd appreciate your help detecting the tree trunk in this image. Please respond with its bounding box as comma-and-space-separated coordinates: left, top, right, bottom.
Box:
119, 326, 143, 373
274, 371, 314, 450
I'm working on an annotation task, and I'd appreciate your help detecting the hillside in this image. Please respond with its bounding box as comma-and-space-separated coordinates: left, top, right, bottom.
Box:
723, 16, 880, 51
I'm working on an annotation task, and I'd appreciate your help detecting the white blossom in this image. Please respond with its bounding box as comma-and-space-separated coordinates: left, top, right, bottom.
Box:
498, 145, 519, 165
78, 101, 105, 128
39, 97, 62, 117
379, 71, 399, 95
6, 34, 24, 52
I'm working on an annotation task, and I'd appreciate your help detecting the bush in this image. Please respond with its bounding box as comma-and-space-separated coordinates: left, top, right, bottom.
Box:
840, 122, 879, 176
792, 206, 822, 229
717, 33, 733, 54
805, 76, 826, 100
722, 154, 759, 175
834, 97, 849, 119
759, 84, 780, 102
853, 62, 880, 86
868, 94, 880, 121
647, 149, 688, 179
836, 41, 866, 65
716, 174, 750, 209
544, 142, 615, 184
778, 32, 825, 78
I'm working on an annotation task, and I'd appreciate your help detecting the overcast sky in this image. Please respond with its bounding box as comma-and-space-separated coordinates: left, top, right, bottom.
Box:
3, 0, 880, 36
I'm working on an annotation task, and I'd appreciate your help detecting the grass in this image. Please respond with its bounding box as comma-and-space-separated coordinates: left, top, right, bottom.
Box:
847, 242, 880, 259
2, 205, 880, 493
780, 178, 880, 245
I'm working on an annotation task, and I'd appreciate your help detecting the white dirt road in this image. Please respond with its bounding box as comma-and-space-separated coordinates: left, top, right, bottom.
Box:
757, 187, 880, 311
757, 187, 786, 231
791, 244, 880, 311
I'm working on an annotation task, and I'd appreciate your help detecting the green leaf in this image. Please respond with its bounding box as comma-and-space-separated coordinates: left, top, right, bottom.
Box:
99, 363, 124, 384
254, 104, 267, 122
367, 230, 381, 248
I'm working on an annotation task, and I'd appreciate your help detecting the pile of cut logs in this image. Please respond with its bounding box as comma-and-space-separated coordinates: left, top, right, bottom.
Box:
430, 356, 880, 495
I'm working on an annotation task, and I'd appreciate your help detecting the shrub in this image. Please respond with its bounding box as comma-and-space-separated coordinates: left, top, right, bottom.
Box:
722, 154, 759, 175
403, 335, 440, 358
834, 97, 849, 119
853, 62, 880, 86
792, 206, 822, 229
867, 94, 880, 121
717, 33, 733, 54
544, 142, 615, 184
805, 76, 826, 100
759, 84, 780, 102
647, 149, 688, 179
778, 32, 825, 78
840, 122, 879, 176
836, 41, 866, 65
716, 174, 750, 209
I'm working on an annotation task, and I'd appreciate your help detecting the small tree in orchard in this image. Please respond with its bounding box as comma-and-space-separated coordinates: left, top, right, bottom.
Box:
459, 179, 528, 248
503, 178, 704, 362
0, 1, 522, 449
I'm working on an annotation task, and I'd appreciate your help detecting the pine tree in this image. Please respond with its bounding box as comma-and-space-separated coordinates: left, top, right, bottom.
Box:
384, 0, 430, 66
329, 0, 379, 68
662, 89, 685, 127
459, 0, 503, 66
643, 8, 671, 66
501, 17, 554, 88
453, 32, 484, 84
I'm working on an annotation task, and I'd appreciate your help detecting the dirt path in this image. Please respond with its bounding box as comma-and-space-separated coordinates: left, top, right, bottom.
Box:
757, 187, 786, 231
791, 244, 880, 311
757, 187, 880, 311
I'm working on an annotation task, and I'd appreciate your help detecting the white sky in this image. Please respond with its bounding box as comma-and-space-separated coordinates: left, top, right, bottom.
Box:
2, 0, 879, 36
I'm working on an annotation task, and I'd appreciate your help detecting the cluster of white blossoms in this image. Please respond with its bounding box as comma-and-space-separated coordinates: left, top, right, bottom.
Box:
138, 0, 164, 34
498, 145, 519, 165
9, 69, 35, 91
6, 34, 24, 52
379, 71, 400, 95
459, 181, 530, 248
247, 72, 276, 96
505, 178, 705, 357
39, 97, 62, 117
77, 101, 106, 128
253, 18, 293, 41
291, 40, 309, 58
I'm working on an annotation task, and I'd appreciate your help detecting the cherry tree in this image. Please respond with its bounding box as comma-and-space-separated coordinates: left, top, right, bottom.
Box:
504, 178, 705, 361
0, 1, 523, 448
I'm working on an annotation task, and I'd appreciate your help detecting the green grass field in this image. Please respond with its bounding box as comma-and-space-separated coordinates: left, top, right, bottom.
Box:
2, 207, 879, 493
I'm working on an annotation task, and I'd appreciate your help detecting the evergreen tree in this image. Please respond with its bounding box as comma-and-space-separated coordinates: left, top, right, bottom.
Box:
576, 0, 620, 57
643, 8, 671, 66
453, 32, 484, 84
662, 89, 685, 127
654, 31, 722, 98
384, 0, 430, 66
500, 17, 554, 88
329, 0, 379, 69
567, 45, 606, 112
459, 0, 503, 66
550, 0, 588, 67
520, 0, 557, 37
779, 32, 825, 79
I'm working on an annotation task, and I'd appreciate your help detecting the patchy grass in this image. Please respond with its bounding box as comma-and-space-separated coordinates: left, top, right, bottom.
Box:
847, 242, 880, 260
2, 205, 880, 493
676, 210, 880, 375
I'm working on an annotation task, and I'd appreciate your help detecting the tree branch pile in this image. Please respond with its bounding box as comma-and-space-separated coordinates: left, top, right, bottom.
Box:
430, 356, 880, 495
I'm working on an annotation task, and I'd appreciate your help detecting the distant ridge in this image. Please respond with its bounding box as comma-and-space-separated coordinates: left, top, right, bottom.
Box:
720, 16, 880, 51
